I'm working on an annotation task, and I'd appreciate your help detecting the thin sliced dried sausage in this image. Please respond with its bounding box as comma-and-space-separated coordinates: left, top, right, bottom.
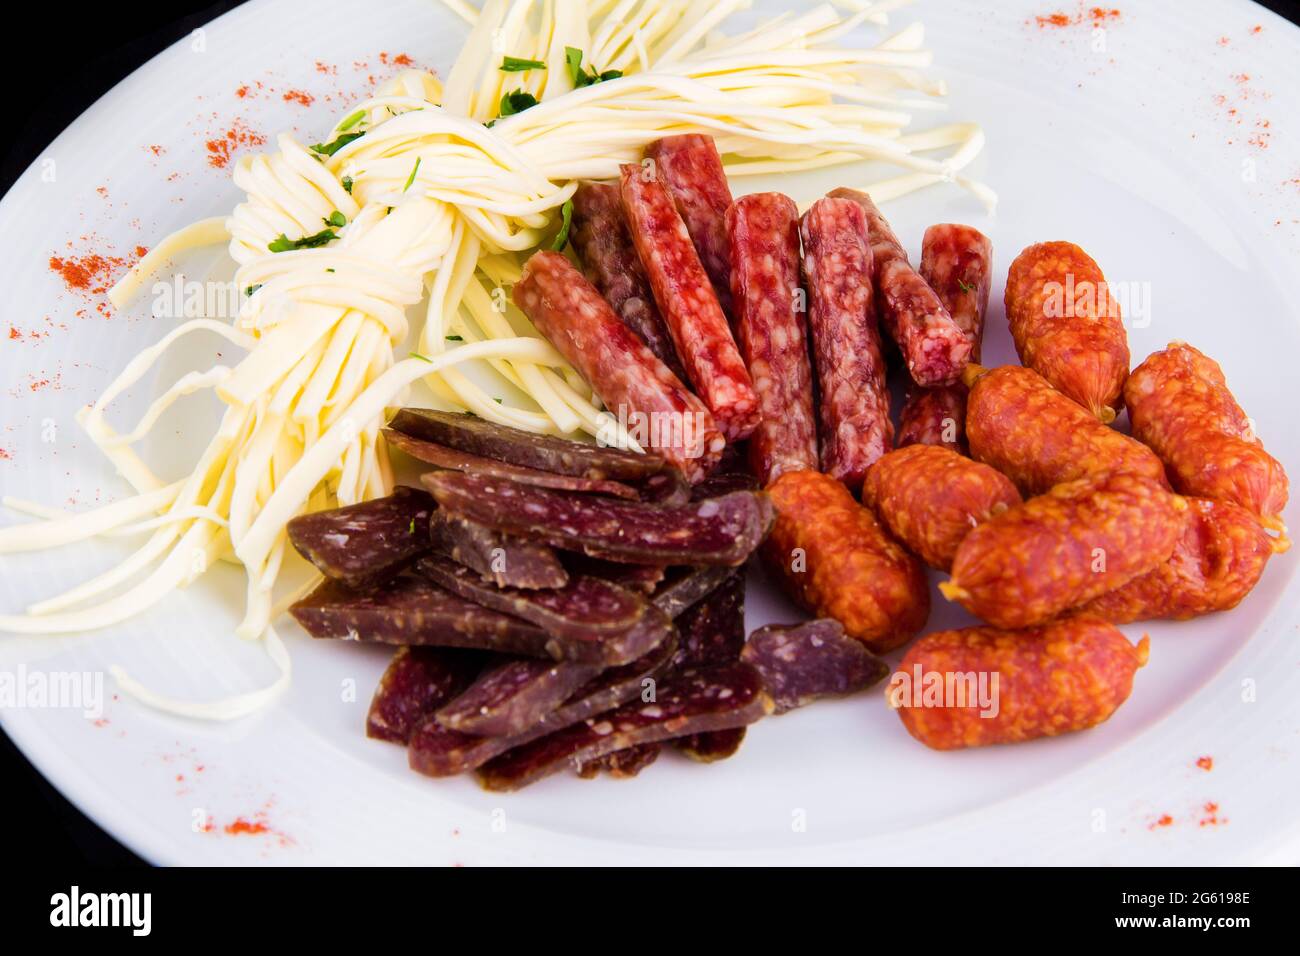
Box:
286, 486, 433, 589
366, 647, 485, 743
741, 619, 888, 714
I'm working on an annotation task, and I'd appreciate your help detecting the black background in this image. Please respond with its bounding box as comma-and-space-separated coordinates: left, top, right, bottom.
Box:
3, 0, 1299, 870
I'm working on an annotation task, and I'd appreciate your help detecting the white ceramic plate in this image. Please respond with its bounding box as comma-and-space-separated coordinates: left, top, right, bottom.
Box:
3, 0, 1300, 865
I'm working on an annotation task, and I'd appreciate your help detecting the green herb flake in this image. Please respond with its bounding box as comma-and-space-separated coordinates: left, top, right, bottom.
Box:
445, 334, 464, 342
310, 131, 364, 157
550, 199, 574, 251
957, 279, 976, 294
337, 109, 366, 132
268, 229, 338, 253
404, 157, 421, 193
501, 56, 546, 72
325, 210, 347, 228
565, 47, 621, 88
408, 518, 417, 534
498, 90, 539, 117
409, 352, 434, 363
244, 284, 262, 297
341, 175, 354, 194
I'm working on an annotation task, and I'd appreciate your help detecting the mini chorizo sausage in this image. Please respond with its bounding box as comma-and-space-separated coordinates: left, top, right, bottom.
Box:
1076, 497, 1277, 623
1125, 342, 1289, 539
1004, 241, 1130, 422
891, 617, 1149, 750
762, 470, 929, 653
862, 444, 1022, 571
940, 470, 1185, 629
964, 364, 1169, 497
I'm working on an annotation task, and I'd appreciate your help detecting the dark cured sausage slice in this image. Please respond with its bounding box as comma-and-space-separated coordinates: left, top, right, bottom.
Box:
513, 250, 724, 483
477, 662, 773, 791
428, 511, 569, 590
741, 619, 888, 715
570, 182, 687, 380
293, 575, 619, 664
387, 406, 664, 481
645, 135, 735, 317
828, 187, 972, 388
620, 164, 761, 442
726, 192, 818, 485
424, 471, 771, 566
576, 743, 663, 778
416, 557, 673, 666
435, 657, 601, 737
366, 647, 487, 743
407, 634, 677, 777
651, 565, 739, 619
387, 428, 639, 499
671, 569, 745, 671
800, 197, 891, 491
286, 486, 433, 589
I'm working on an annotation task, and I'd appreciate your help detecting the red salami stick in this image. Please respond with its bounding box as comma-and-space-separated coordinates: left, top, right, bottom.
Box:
829, 187, 972, 387
645, 135, 735, 315
896, 384, 967, 455
513, 251, 724, 482
569, 183, 687, 381
725, 192, 818, 485
620, 164, 761, 442
799, 197, 892, 491
919, 223, 992, 363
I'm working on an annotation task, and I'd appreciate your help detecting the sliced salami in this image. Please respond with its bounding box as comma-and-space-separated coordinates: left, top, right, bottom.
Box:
829, 188, 972, 387
416, 556, 673, 666
477, 662, 773, 791
620, 164, 761, 442
800, 197, 892, 490
435, 657, 602, 738
388, 428, 638, 499
651, 565, 738, 619
407, 634, 677, 777
726, 192, 819, 485
570, 182, 686, 380
562, 554, 666, 595
286, 486, 433, 589
672, 569, 746, 671
424, 472, 770, 566
365, 647, 486, 743
741, 619, 889, 714
428, 510, 569, 590
514, 251, 723, 482
387, 406, 664, 481
575, 743, 663, 779
645, 135, 735, 316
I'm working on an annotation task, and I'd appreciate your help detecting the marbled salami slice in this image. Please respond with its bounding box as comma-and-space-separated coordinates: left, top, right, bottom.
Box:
741, 619, 889, 714
896, 383, 969, 456
828, 188, 972, 387
575, 743, 663, 779
387, 429, 638, 499
570, 182, 686, 380
424, 471, 770, 566
388, 406, 664, 481
726, 192, 819, 485
428, 510, 568, 590
800, 197, 892, 490
645, 135, 735, 316
672, 569, 746, 671
514, 251, 723, 483
435, 657, 601, 737
407, 634, 677, 776
620, 164, 761, 442
651, 565, 737, 619
919, 223, 992, 363
416, 556, 672, 665
286, 486, 433, 589
477, 663, 773, 791
562, 554, 666, 595
293, 575, 596, 663
366, 647, 487, 743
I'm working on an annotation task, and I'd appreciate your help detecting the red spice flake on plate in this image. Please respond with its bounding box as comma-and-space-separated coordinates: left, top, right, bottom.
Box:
1030, 5, 1122, 29
1198, 801, 1227, 827
206, 119, 266, 169
1196, 755, 1214, 771
282, 89, 314, 107
1147, 813, 1174, 830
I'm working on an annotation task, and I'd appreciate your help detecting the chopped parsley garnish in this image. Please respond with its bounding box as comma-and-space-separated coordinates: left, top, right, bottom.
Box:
325, 210, 347, 228
445, 334, 463, 342
341, 175, 354, 194
268, 229, 337, 252
404, 157, 421, 192
957, 279, 975, 294
244, 284, 262, 296
564, 47, 622, 88
501, 56, 546, 72
408, 518, 417, 534
498, 90, 539, 117
337, 109, 366, 132
550, 199, 574, 250
310, 131, 364, 157
409, 352, 433, 363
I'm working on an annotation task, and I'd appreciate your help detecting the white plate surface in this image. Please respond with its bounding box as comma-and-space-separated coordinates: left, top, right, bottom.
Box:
3, 0, 1300, 865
